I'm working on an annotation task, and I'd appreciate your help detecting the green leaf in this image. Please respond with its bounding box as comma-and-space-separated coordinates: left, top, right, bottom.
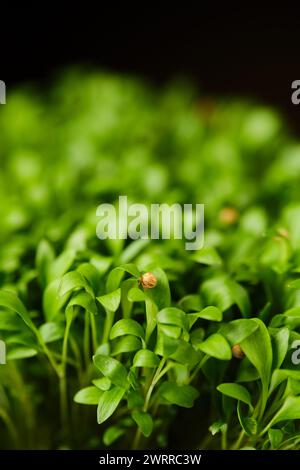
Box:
74, 386, 103, 405
133, 350, 160, 368
97, 288, 121, 312
237, 362, 260, 383
106, 264, 140, 293
237, 401, 257, 436
286, 377, 300, 396
258, 301, 272, 322
111, 336, 142, 355
191, 246, 222, 266
6, 347, 38, 360
110, 319, 145, 340
143, 266, 171, 310
6, 333, 38, 349
169, 340, 200, 367
67, 291, 98, 315
43, 279, 67, 321
127, 287, 146, 302
219, 319, 259, 346
93, 354, 128, 388
269, 369, 300, 396
265, 396, 300, 431
272, 327, 289, 369
157, 307, 189, 331
201, 276, 250, 316
190, 328, 205, 348
103, 425, 125, 446
201, 277, 228, 311
127, 369, 140, 390
197, 333, 232, 360
58, 271, 94, 298
97, 386, 125, 424
268, 429, 283, 449
132, 411, 153, 437
91, 255, 112, 276
271, 308, 300, 328
178, 294, 203, 312
260, 236, 291, 274
226, 279, 251, 317
0, 311, 28, 331
144, 297, 158, 342
209, 421, 227, 436
95, 343, 110, 357
77, 263, 101, 295
92, 377, 111, 391
158, 324, 182, 339
188, 306, 222, 328
48, 249, 75, 282
39, 322, 64, 343
127, 390, 144, 409
155, 334, 180, 357
280, 307, 300, 318
288, 278, 300, 290
0, 290, 36, 333
35, 239, 55, 287
159, 382, 199, 408
217, 383, 252, 409
240, 318, 272, 413
120, 279, 136, 317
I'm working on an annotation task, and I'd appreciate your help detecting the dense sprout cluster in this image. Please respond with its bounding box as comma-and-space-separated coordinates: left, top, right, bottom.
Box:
1, 71, 300, 450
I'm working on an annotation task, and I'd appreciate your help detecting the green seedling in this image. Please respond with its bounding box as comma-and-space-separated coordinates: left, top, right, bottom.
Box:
0, 71, 300, 450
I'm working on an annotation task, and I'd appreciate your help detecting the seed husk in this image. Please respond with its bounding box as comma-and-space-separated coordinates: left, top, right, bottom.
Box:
232, 344, 245, 359
140, 272, 157, 289
219, 207, 239, 225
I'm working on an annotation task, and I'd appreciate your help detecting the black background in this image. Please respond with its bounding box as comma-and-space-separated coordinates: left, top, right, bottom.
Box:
1, 6, 300, 132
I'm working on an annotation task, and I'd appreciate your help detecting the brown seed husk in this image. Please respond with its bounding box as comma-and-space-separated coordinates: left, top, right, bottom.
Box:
232, 344, 245, 359
140, 272, 157, 289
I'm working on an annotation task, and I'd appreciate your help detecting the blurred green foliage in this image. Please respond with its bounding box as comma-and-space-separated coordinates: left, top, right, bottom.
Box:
0, 71, 300, 450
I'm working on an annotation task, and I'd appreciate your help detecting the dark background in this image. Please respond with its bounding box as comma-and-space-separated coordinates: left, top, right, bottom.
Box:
1, 6, 300, 132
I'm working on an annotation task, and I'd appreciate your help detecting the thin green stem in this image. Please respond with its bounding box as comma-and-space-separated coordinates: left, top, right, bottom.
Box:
60, 316, 72, 431
144, 359, 167, 412
90, 313, 98, 353
279, 436, 300, 450
132, 426, 142, 450
221, 426, 227, 450
69, 335, 84, 384
145, 299, 157, 344
33, 323, 61, 378
132, 358, 167, 450
52, 351, 77, 368
102, 309, 115, 344
197, 433, 214, 450
38, 335, 61, 378
231, 429, 245, 450
83, 310, 90, 367
190, 354, 209, 383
